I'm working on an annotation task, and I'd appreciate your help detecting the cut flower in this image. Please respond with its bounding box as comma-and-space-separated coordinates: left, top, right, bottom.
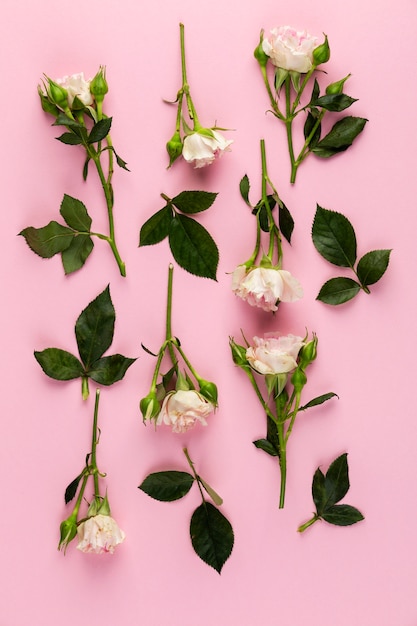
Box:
246, 333, 305, 375
262, 26, 317, 73
76, 513, 125, 554
232, 265, 303, 312
55, 72, 94, 108
182, 131, 233, 168
157, 389, 215, 433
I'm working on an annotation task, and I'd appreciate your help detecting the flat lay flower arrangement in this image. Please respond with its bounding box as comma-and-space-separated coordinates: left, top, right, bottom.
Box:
19, 21, 392, 572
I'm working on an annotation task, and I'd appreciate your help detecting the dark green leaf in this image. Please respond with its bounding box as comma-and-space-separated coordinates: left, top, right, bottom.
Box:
34, 348, 84, 380
312, 116, 368, 158
169, 215, 219, 280
88, 354, 136, 385
321, 504, 364, 526
253, 438, 279, 457
60, 195, 92, 231
310, 78, 320, 102
239, 175, 251, 206
258, 205, 269, 232
299, 392, 338, 411
278, 201, 294, 244
139, 206, 173, 246
311, 94, 358, 112
75, 285, 115, 367
171, 191, 218, 214
303, 112, 321, 149
61, 235, 94, 274
357, 249, 392, 287
115, 151, 129, 171
56, 132, 84, 145
19, 222, 74, 258
190, 502, 234, 574
52, 112, 83, 129
317, 277, 361, 305
65, 473, 83, 504
312, 205, 357, 267
324, 453, 350, 507
83, 158, 90, 181
88, 117, 112, 143
139, 471, 194, 501
312, 467, 327, 512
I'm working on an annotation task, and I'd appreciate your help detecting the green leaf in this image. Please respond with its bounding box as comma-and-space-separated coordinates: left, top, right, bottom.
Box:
311, 94, 358, 112
171, 191, 218, 214
310, 78, 320, 102
65, 473, 83, 504
88, 117, 112, 143
19, 221, 74, 258
83, 158, 90, 181
190, 502, 234, 574
278, 201, 294, 244
239, 175, 251, 206
61, 235, 94, 274
88, 354, 136, 385
312, 205, 357, 267
169, 215, 219, 280
253, 438, 279, 457
75, 285, 115, 367
312, 116, 368, 158
34, 348, 84, 380
56, 132, 84, 145
303, 111, 321, 149
60, 194, 92, 232
317, 277, 361, 305
321, 504, 364, 526
312, 467, 327, 512
115, 151, 129, 171
357, 249, 392, 287
198, 477, 223, 506
139, 471, 194, 501
299, 392, 338, 411
52, 112, 83, 129
139, 206, 173, 246
324, 453, 350, 507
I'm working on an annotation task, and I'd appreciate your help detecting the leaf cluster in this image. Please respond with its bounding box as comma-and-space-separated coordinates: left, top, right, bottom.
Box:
34, 285, 136, 398
139, 191, 219, 280
312, 205, 391, 304
139, 468, 234, 574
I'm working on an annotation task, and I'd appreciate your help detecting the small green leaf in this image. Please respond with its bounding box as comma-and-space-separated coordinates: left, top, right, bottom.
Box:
139, 471, 194, 501
239, 175, 251, 206
303, 111, 321, 149
278, 201, 294, 244
60, 194, 92, 232
169, 214, 219, 280
312, 467, 327, 512
139, 206, 173, 246
83, 158, 90, 181
299, 392, 338, 411
56, 132, 84, 145
312, 205, 357, 267
88, 117, 112, 143
62, 235, 94, 274
65, 473, 83, 504
321, 504, 364, 526
253, 438, 279, 457
312, 116, 367, 158
171, 191, 218, 214
310, 78, 320, 102
34, 348, 84, 380
115, 151, 129, 171
198, 477, 223, 506
19, 222, 74, 258
311, 94, 358, 112
357, 249, 392, 287
190, 502, 234, 574
88, 354, 136, 385
75, 285, 115, 367
324, 453, 350, 507
317, 277, 361, 305
52, 112, 83, 129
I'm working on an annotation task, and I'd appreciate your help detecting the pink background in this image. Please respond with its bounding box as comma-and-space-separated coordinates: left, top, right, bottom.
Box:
2, 0, 416, 624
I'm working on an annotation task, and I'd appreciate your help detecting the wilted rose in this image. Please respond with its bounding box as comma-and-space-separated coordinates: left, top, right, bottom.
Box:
182, 130, 233, 168
232, 265, 303, 312
262, 26, 317, 73
76, 514, 125, 554
246, 333, 304, 375
157, 389, 214, 433
56, 72, 94, 107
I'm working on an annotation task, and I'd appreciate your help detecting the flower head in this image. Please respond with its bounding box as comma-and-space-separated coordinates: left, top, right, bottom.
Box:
232, 265, 303, 312
182, 130, 233, 168
246, 333, 305, 375
56, 72, 93, 108
76, 513, 125, 554
262, 26, 318, 73
157, 389, 214, 433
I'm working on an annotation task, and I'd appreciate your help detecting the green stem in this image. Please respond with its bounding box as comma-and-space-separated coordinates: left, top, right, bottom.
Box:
297, 514, 320, 533
284, 391, 302, 445
179, 22, 200, 128
275, 394, 287, 509
81, 376, 89, 401
165, 264, 178, 367
71, 472, 89, 520
291, 69, 314, 115
183, 447, 205, 502
261, 66, 284, 120
284, 77, 297, 184
91, 389, 101, 500
260, 139, 282, 265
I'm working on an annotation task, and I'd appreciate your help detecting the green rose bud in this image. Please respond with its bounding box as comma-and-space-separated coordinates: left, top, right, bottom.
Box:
140, 392, 161, 422
198, 380, 218, 406
58, 514, 78, 553
298, 334, 318, 370
229, 338, 249, 368
312, 34, 330, 66
45, 77, 69, 111
38, 84, 59, 116
166, 131, 183, 167
291, 368, 307, 393
254, 31, 269, 68
90, 66, 108, 103
325, 73, 351, 95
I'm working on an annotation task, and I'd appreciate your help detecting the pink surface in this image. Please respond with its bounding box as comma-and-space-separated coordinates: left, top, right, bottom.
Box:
2, 0, 416, 624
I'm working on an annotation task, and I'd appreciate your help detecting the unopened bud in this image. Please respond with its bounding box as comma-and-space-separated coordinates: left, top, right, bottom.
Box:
58, 514, 77, 553
198, 380, 218, 406
312, 34, 330, 66
46, 77, 69, 111
166, 131, 183, 167
90, 66, 108, 103
229, 338, 249, 368
325, 74, 351, 95
254, 31, 269, 68
298, 334, 318, 370
291, 368, 307, 393
140, 392, 161, 422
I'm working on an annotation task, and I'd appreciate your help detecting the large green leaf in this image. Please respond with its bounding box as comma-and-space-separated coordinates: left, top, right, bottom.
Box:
171, 191, 218, 214
317, 277, 361, 305
311, 94, 357, 112
190, 502, 234, 574
61, 235, 94, 274
19, 221, 74, 258
357, 249, 392, 287
239, 175, 251, 206
87, 354, 136, 385
139, 206, 173, 246
34, 348, 84, 380
312, 116, 367, 158
88, 117, 112, 143
312, 467, 327, 512
75, 285, 115, 367
65, 473, 84, 504
321, 504, 364, 526
60, 195, 92, 231
312, 205, 357, 267
278, 201, 294, 244
323, 452, 350, 508
139, 471, 194, 502
169, 214, 219, 280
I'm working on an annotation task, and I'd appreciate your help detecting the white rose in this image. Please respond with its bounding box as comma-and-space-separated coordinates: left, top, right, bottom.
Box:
56, 72, 93, 107
231, 265, 303, 312
76, 514, 125, 554
246, 333, 305, 375
157, 389, 214, 433
262, 26, 317, 73
182, 130, 233, 168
